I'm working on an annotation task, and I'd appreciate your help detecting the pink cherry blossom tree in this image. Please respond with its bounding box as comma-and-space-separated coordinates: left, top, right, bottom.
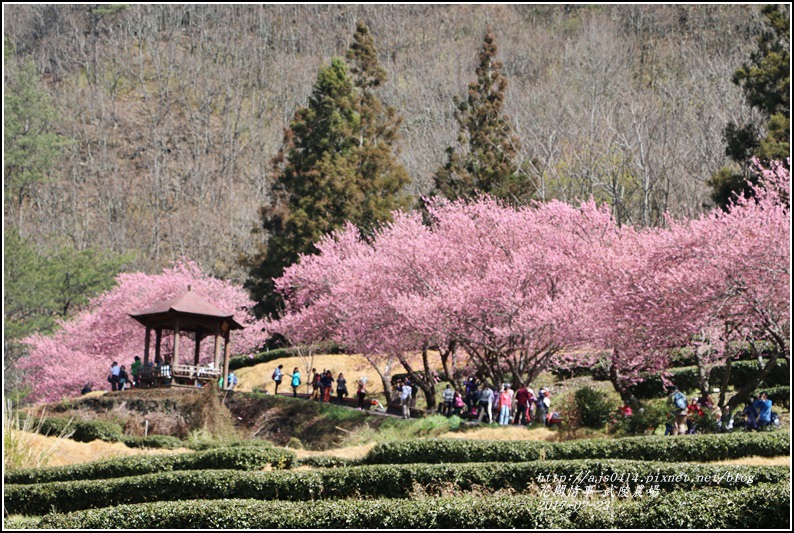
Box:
273, 196, 617, 409
596, 160, 789, 409
19, 260, 267, 403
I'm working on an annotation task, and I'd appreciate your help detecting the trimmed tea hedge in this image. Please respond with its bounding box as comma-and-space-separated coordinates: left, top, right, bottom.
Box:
631, 360, 789, 399
365, 432, 790, 465
295, 456, 361, 468
16, 414, 124, 443
228, 347, 296, 371
5, 460, 788, 515
120, 435, 186, 449
72, 420, 124, 443
36, 416, 74, 437
4, 446, 295, 485
228, 344, 342, 371
184, 438, 276, 451
35, 483, 789, 529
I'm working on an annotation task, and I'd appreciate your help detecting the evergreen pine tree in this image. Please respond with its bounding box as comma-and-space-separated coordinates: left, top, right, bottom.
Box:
245, 21, 411, 319
347, 21, 412, 230
434, 29, 534, 204
707, 5, 790, 209
4, 59, 70, 214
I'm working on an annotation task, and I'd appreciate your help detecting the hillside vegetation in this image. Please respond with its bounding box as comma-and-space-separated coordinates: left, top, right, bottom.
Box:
5, 5, 768, 282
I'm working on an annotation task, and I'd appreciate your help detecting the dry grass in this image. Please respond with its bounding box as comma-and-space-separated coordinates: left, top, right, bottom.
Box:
9, 430, 191, 468
705, 455, 791, 467
292, 442, 377, 461
439, 425, 560, 442
234, 352, 427, 396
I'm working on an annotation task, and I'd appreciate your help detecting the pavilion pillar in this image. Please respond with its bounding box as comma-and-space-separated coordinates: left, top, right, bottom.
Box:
222, 331, 231, 390
213, 324, 221, 369
173, 319, 180, 366
155, 329, 162, 365
144, 326, 151, 366
194, 331, 202, 366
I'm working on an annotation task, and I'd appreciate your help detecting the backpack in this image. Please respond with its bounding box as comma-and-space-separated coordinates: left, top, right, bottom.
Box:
673, 392, 687, 410
771, 412, 780, 427
272, 370, 278, 380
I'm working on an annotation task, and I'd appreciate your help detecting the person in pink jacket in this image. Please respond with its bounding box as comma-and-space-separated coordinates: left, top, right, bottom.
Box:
498, 384, 513, 425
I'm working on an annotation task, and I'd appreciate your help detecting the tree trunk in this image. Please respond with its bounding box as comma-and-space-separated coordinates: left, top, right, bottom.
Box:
693, 350, 711, 400
725, 352, 780, 414
439, 340, 463, 392
609, 351, 639, 409
398, 346, 437, 413
718, 357, 732, 408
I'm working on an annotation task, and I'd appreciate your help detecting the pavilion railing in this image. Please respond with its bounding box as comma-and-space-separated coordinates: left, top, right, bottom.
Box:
171, 363, 221, 381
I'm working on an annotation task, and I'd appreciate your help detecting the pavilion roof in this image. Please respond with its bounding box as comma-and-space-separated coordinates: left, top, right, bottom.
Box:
129, 289, 244, 331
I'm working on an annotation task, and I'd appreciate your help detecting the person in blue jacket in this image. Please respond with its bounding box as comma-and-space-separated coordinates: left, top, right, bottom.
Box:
753, 391, 773, 428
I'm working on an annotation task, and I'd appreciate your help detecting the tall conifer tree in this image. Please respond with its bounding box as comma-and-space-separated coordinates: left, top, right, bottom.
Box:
434, 30, 533, 204
707, 4, 790, 209
245, 21, 411, 319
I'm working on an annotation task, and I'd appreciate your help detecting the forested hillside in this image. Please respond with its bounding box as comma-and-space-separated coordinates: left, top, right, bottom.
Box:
5, 5, 772, 278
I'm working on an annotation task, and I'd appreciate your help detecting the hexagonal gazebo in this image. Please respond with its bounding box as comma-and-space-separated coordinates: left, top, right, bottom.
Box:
129, 286, 243, 389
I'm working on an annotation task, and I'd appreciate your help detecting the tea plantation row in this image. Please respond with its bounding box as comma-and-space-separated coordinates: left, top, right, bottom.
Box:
6, 459, 789, 515
7, 431, 786, 487
4, 445, 295, 485
364, 431, 790, 465
35, 483, 789, 529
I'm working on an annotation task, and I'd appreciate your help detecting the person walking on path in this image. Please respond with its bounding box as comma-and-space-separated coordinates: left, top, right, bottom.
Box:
669, 386, 688, 435
130, 356, 142, 388
286, 367, 301, 397
514, 384, 531, 425
477, 385, 494, 423
401, 380, 413, 419
109, 361, 121, 391
321, 370, 335, 403
498, 385, 513, 425
453, 390, 465, 416
311, 369, 321, 400
442, 384, 455, 416
118, 365, 130, 391
272, 365, 284, 395
536, 388, 549, 426
336, 373, 348, 405
356, 377, 368, 410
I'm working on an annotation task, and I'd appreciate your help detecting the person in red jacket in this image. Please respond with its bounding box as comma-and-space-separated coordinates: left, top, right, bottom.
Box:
513, 384, 531, 425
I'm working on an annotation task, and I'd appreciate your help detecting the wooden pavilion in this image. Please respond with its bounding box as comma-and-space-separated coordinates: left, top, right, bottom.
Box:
129, 286, 243, 389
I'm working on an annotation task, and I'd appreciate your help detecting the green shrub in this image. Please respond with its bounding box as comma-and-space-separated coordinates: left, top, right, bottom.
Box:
711, 359, 789, 388
185, 438, 275, 451
574, 387, 616, 429
228, 344, 341, 371
365, 432, 790, 465
6, 460, 788, 515
613, 402, 670, 435
71, 420, 124, 443
35, 483, 790, 529
629, 367, 701, 399
295, 456, 362, 468
630, 360, 789, 400
616, 483, 790, 529
228, 348, 296, 371
4, 446, 294, 485
37, 417, 74, 437
120, 435, 185, 449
